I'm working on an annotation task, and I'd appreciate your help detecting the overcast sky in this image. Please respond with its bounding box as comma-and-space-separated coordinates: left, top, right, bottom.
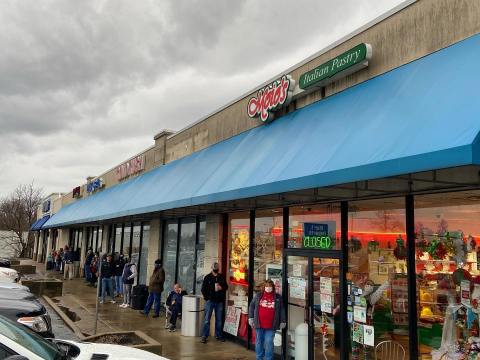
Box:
0, 0, 405, 197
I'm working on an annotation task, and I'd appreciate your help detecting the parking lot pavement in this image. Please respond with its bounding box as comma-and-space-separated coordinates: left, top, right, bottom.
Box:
39, 298, 78, 341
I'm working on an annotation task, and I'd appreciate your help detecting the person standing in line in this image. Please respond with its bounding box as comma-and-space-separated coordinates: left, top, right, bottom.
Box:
84, 248, 94, 284
89, 253, 99, 287
120, 257, 137, 308
248, 279, 286, 360
63, 246, 74, 280
73, 248, 81, 278
114, 254, 126, 298
200, 262, 228, 343
56, 248, 63, 271
139, 259, 165, 318
100, 254, 116, 304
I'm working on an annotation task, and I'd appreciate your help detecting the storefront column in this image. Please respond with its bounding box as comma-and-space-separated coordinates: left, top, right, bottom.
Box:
57, 229, 69, 249
340, 201, 349, 360
45, 230, 53, 264
406, 195, 418, 360
33, 232, 39, 261
37, 231, 45, 263
146, 219, 162, 277
204, 214, 223, 273
79, 226, 88, 277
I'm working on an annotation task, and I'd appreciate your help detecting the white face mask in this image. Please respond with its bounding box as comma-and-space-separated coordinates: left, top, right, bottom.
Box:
265, 287, 273, 293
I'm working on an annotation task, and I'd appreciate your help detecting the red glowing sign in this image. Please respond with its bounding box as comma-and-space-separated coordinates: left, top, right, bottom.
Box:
247, 75, 295, 122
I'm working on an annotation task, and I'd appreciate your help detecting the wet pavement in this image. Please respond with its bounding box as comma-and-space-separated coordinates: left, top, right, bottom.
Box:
23, 260, 255, 360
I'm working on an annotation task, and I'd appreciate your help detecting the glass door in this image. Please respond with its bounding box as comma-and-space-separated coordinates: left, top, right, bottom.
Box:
285, 253, 341, 360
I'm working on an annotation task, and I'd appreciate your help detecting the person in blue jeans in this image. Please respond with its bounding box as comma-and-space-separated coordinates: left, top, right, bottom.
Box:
200, 262, 228, 343
248, 279, 285, 360
139, 259, 165, 318
84, 248, 94, 283
100, 254, 116, 304
114, 254, 125, 297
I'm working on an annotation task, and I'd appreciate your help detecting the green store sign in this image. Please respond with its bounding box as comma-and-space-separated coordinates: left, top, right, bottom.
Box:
302, 223, 334, 250
299, 43, 372, 90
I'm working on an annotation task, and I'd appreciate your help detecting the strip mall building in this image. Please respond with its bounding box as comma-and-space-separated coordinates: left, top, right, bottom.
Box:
31, 1, 480, 359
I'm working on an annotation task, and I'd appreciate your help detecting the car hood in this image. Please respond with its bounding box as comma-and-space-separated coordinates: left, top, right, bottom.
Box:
61, 340, 169, 360
0, 298, 45, 317
0, 289, 36, 301
0, 282, 29, 291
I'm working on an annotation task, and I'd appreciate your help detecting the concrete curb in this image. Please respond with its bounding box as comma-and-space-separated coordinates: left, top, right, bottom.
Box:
43, 295, 162, 355
43, 295, 86, 339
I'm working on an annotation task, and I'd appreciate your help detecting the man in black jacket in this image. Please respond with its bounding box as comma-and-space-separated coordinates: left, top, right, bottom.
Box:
200, 262, 228, 343
100, 254, 116, 304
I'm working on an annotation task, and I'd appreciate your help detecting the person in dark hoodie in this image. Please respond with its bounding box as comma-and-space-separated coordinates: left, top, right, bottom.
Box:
200, 262, 228, 343
100, 254, 116, 304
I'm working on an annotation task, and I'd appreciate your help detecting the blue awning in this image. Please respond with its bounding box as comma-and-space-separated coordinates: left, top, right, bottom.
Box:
31, 215, 50, 231
45, 33, 480, 228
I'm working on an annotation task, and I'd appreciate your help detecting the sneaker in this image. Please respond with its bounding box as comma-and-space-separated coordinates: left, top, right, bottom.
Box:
201, 337, 207, 343
216, 337, 226, 342
110, 300, 116, 304
99, 300, 104, 304
169, 326, 176, 332
152, 314, 159, 318
139, 311, 147, 316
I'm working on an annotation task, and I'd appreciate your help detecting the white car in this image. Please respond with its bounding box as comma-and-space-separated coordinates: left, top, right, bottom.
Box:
0, 281, 29, 291
0, 268, 19, 282
0, 315, 170, 360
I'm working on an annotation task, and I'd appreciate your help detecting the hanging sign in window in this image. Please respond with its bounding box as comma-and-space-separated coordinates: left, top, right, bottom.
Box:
303, 222, 335, 250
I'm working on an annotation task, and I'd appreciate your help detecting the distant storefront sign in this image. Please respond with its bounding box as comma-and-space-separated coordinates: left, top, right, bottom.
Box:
42, 200, 51, 213
86, 178, 104, 194
299, 43, 372, 90
247, 74, 295, 123
116, 155, 145, 181
303, 222, 336, 250
72, 186, 82, 198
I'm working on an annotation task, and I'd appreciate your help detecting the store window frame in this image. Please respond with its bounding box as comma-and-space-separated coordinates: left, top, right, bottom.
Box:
160, 216, 206, 295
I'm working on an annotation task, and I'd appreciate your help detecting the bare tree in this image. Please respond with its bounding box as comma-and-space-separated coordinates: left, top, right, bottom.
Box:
0, 183, 43, 257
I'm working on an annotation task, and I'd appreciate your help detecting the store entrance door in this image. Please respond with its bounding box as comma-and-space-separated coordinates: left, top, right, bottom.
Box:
284, 251, 341, 360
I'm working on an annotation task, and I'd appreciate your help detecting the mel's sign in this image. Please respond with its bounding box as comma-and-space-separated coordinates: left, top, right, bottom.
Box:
247, 74, 295, 123
303, 223, 335, 250
299, 43, 372, 90
116, 155, 145, 181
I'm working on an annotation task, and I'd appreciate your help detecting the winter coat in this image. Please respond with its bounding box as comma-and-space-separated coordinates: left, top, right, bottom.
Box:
148, 267, 165, 293
201, 272, 228, 303
248, 292, 285, 330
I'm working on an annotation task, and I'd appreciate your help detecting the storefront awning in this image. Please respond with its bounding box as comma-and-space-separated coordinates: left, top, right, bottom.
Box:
31, 215, 50, 231
45, 33, 480, 228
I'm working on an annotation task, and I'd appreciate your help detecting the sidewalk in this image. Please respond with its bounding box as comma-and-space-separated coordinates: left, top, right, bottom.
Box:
24, 260, 255, 360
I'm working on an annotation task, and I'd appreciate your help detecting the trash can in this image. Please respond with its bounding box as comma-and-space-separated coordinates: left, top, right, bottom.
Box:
181, 295, 205, 337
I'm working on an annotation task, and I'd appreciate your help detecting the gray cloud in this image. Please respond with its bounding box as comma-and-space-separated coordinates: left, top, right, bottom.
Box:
0, 0, 404, 195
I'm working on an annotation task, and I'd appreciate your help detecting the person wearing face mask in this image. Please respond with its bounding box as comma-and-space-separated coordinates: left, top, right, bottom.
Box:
200, 262, 228, 343
248, 279, 286, 360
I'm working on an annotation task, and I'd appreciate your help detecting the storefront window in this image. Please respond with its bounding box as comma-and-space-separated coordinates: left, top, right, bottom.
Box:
139, 223, 149, 285
97, 227, 103, 253
177, 218, 196, 294
163, 220, 178, 302
114, 224, 122, 256
226, 212, 250, 341
252, 209, 283, 351
347, 197, 408, 359
195, 217, 206, 294
130, 223, 141, 282
289, 204, 341, 250
415, 191, 480, 359
123, 223, 132, 257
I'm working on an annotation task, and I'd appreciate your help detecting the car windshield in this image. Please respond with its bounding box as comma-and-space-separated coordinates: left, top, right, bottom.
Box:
0, 315, 62, 360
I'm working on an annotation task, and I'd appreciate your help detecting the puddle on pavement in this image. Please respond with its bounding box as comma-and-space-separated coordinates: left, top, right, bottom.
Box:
57, 304, 81, 322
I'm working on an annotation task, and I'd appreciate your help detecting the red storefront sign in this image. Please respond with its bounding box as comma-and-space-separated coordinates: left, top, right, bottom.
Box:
116, 155, 145, 181
247, 74, 295, 122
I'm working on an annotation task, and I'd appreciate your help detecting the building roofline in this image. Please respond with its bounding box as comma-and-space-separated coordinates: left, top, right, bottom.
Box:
167, 0, 417, 140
